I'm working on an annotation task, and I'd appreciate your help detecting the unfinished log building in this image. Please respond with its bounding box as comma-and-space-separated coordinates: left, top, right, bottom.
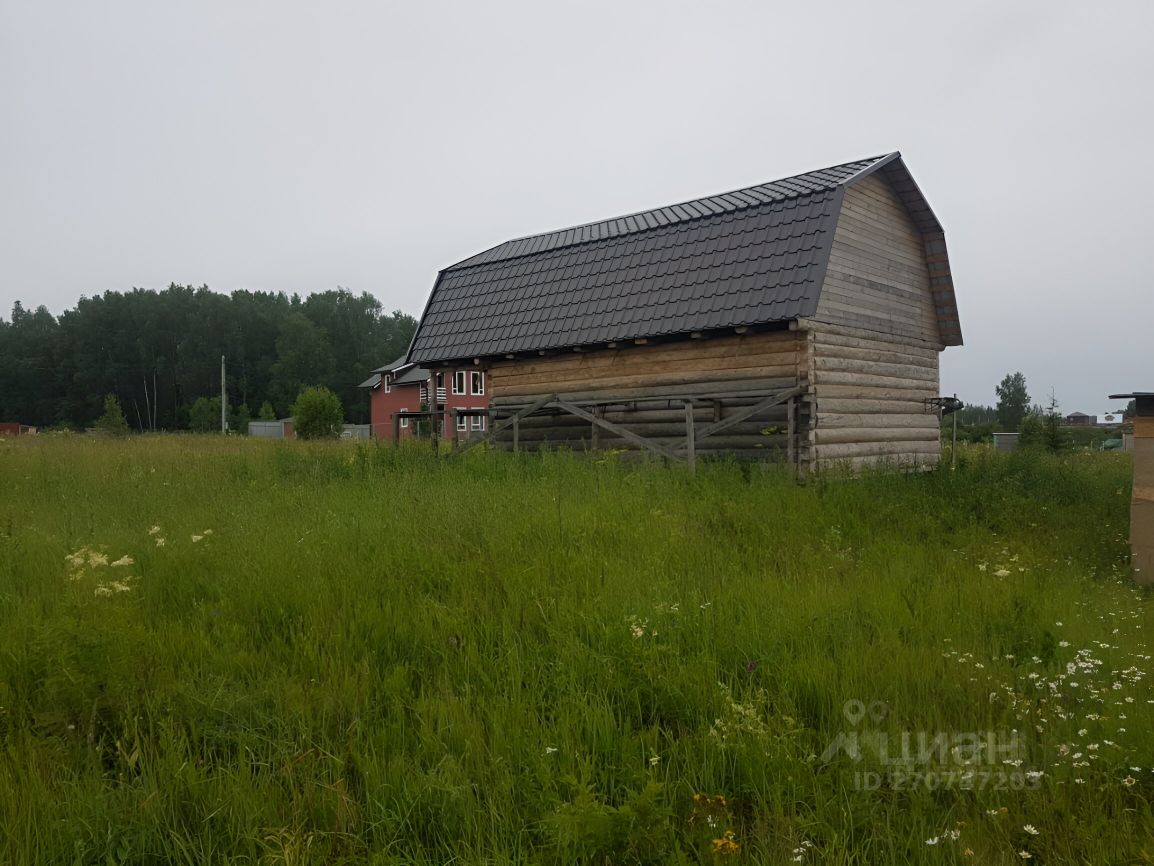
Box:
406, 153, 962, 470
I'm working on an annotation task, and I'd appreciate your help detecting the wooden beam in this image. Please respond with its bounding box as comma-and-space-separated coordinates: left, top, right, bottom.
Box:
684, 400, 696, 473
681, 386, 805, 448
787, 396, 795, 466
553, 399, 681, 461
455, 393, 558, 456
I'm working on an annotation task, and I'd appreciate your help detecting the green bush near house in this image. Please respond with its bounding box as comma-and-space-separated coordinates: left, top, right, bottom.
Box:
290, 386, 344, 439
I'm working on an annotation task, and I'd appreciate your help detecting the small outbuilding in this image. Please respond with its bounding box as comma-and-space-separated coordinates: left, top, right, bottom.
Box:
407, 152, 962, 471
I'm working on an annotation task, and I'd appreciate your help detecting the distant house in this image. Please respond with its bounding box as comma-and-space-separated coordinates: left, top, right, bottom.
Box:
1097, 413, 1122, 427
246, 418, 369, 440
406, 152, 962, 470
359, 356, 490, 441
1065, 412, 1095, 426
249, 418, 295, 439
0, 423, 37, 436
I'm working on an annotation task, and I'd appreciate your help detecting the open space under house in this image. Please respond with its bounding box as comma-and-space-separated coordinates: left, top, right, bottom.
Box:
406, 152, 962, 471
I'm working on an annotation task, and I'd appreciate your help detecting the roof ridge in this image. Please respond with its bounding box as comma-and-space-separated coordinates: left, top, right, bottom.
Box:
447, 154, 893, 272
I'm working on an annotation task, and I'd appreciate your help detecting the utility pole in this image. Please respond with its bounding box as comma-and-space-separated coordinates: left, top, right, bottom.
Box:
952, 393, 958, 470
221, 355, 227, 434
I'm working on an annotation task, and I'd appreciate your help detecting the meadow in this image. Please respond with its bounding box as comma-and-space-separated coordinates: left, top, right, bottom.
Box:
0, 436, 1149, 864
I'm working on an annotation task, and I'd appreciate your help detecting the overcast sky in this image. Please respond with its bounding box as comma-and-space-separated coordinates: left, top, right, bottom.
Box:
2, 0, 1151, 414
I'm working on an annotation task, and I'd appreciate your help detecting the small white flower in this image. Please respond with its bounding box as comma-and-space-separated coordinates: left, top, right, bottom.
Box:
925, 837, 940, 846
544, 746, 558, 755
1122, 776, 1137, 787
1019, 852, 1033, 860
191, 534, 204, 543
1023, 824, 1039, 835
111, 555, 134, 567
148, 526, 161, 536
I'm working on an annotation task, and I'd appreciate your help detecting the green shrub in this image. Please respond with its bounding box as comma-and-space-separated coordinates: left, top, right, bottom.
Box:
1018, 413, 1045, 448
290, 386, 343, 439
188, 396, 222, 433
93, 394, 129, 434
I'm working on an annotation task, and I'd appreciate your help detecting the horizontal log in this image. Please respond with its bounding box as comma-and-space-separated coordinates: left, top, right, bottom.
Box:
814, 426, 940, 445
813, 328, 941, 360
815, 440, 941, 460
496, 360, 803, 392
813, 342, 939, 369
486, 330, 800, 373
813, 370, 939, 390
491, 376, 801, 405
815, 412, 940, 429
798, 318, 944, 351
812, 384, 937, 401
815, 398, 932, 415
807, 311, 934, 345
813, 355, 938, 383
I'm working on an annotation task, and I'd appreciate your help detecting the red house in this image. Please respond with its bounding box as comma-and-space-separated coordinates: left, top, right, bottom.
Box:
0, 422, 37, 436
359, 356, 489, 441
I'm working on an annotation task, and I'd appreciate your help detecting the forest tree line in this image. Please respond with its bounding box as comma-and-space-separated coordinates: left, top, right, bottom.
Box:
0, 284, 416, 430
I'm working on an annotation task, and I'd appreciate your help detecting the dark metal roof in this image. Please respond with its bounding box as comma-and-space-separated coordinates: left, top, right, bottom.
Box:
393, 364, 427, 386
409, 153, 959, 363
371, 355, 409, 374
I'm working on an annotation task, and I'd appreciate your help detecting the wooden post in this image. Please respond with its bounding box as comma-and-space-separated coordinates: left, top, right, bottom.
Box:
512, 416, 520, 453
591, 406, 602, 451
684, 401, 696, 473
451, 409, 460, 450
428, 371, 439, 454
787, 396, 795, 467
1112, 391, 1154, 585
393, 412, 401, 444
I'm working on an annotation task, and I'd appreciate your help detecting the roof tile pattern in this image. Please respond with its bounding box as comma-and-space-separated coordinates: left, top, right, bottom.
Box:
408, 153, 960, 362
417, 190, 842, 359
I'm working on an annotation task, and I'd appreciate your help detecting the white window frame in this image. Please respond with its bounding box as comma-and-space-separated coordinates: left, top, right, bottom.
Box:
456, 411, 468, 431
383, 377, 391, 394
452, 371, 466, 395
470, 410, 485, 431
399, 408, 408, 428
471, 370, 485, 396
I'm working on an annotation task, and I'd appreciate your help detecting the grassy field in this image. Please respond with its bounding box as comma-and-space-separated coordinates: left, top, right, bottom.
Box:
0, 436, 1149, 864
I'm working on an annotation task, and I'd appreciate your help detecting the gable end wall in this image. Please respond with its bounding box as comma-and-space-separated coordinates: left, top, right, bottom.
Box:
806, 173, 944, 470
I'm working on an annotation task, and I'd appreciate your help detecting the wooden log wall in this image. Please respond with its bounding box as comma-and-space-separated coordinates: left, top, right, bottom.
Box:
816, 173, 943, 344
804, 170, 945, 470
486, 330, 808, 461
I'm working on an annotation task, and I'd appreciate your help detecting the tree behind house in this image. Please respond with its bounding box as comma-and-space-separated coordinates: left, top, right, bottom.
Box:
996, 372, 1030, 432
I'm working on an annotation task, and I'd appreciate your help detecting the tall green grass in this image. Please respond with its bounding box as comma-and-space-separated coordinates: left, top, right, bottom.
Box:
0, 437, 1149, 864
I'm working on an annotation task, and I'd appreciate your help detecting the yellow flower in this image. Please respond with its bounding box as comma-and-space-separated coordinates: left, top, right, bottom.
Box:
711, 830, 740, 856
